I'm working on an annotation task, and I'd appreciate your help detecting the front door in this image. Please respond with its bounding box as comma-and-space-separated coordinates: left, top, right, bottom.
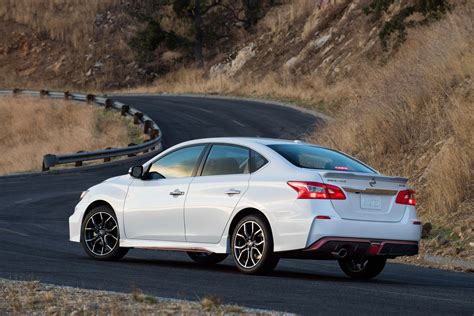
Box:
123, 145, 206, 241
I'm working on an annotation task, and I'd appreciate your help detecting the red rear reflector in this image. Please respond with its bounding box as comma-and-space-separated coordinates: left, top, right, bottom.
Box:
316, 215, 331, 220
368, 243, 381, 255
287, 181, 346, 200
334, 166, 349, 170
412, 220, 422, 225
396, 189, 416, 205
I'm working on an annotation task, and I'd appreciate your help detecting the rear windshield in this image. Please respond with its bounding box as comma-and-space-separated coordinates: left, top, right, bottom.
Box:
268, 144, 376, 174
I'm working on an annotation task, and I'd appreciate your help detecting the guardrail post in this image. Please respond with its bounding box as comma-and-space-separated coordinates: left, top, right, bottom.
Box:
86, 94, 95, 105
121, 105, 129, 116
40, 90, 49, 97
105, 99, 113, 109
128, 143, 136, 157
42, 154, 58, 171
150, 128, 159, 139
133, 112, 143, 124
75, 151, 84, 167
12, 88, 21, 95
64, 91, 71, 99
104, 147, 112, 162
144, 120, 152, 134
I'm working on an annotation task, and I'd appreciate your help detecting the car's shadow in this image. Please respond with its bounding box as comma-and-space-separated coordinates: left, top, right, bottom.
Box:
86, 253, 473, 289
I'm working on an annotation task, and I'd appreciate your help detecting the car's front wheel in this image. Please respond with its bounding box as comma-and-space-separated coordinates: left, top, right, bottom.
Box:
81, 205, 129, 261
231, 215, 279, 275
338, 257, 387, 279
187, 252, 228, 265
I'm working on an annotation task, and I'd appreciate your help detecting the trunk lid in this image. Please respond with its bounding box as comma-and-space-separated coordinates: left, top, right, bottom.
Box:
321, 171, 409, 222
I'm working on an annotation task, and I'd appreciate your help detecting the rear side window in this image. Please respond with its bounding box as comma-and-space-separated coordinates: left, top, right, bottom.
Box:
201, 145, 250, 176
250, 150, 268, 173
268, 144, 375, 174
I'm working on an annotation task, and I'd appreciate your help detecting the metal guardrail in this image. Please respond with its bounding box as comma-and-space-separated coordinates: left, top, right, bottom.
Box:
0, 89, 162, 171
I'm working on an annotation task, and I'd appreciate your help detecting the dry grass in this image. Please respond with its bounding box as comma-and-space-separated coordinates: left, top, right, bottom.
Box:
131, 68, 345, 112
312, 2, 474, 228
0, 0, 117, 48
0, 279, 256, 315
0, 97, 143, 175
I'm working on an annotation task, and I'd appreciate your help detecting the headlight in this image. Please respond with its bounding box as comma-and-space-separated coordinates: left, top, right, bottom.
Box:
80, 190, 89, 200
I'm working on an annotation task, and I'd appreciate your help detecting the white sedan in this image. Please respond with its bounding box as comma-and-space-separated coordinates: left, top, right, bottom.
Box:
69, 137, 422, 279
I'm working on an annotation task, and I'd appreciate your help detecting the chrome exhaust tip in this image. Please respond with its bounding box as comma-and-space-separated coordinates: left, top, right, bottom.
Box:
332, 248, 348, 259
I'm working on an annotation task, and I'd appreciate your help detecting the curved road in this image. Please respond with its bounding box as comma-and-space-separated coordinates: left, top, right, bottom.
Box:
0, 96, 472, 315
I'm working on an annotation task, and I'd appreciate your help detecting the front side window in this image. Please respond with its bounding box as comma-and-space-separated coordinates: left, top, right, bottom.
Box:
149, 145, 205, 179
268, 144, 376, 174
201, 145, 250, 176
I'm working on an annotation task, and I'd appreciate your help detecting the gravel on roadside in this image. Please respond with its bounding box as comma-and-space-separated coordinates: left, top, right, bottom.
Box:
0, 278, 274, 315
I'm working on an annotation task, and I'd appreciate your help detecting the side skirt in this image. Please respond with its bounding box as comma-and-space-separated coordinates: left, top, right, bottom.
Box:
120, 238, 228, 254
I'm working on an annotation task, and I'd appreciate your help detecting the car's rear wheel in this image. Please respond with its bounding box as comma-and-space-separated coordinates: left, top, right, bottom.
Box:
231, 215, 279, 275
187, 252, 228, 265
338, 257, 387, 279
81, 205, 129, 261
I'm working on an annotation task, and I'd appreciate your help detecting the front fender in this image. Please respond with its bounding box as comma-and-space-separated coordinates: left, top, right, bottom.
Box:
68, 178, 131, 243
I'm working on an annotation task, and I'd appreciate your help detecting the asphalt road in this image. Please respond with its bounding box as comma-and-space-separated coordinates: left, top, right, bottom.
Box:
0, 95, 473, 315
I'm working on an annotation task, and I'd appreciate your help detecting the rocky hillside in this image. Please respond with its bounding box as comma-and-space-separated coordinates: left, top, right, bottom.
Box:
0, 0, 152, 90
0, 0, 274, 90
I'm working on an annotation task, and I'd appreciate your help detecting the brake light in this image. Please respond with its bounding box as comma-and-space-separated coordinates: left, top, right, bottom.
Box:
316, 215, 331, 220
287, 181, 346, 200
396, 189, 416, 205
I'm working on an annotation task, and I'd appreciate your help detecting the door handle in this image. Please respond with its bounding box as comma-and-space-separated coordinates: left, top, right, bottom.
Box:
225, 189, 241, 195
170, 189, 185, 196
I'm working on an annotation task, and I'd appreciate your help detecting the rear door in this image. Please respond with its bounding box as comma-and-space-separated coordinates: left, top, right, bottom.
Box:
321, 172, 409, 222
185, 144, 251, 243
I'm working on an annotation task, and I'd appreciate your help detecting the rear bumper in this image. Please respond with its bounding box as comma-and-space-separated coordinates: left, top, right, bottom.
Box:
306, 205, 422, 246
306, 237, 418, 258
279, 237, 418, 259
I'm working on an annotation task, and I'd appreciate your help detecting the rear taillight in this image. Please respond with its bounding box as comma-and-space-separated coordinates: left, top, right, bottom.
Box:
396, 189, 416, 205
287, 181, 346, 200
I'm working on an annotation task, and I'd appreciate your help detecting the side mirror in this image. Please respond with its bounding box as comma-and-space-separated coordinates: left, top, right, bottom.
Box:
128, 165, 143, 179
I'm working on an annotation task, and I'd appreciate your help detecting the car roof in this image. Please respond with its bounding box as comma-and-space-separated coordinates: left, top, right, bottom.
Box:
178, 137, 311, 147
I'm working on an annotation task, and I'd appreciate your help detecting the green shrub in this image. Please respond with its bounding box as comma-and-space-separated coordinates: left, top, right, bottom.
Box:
364, 0, 451, 51
128, 19, 190, 62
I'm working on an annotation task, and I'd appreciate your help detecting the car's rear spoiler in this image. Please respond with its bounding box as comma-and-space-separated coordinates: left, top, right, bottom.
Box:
322, 172, 408, 184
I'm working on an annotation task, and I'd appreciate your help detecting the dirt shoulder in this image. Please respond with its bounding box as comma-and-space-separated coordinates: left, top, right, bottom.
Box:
0, 278, 272, 315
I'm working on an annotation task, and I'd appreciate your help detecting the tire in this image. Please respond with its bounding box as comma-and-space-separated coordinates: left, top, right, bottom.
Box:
231, 214, 279, 275
80, 205, 129, 261
187, 252, 228, 265
338, 257, 387, 279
